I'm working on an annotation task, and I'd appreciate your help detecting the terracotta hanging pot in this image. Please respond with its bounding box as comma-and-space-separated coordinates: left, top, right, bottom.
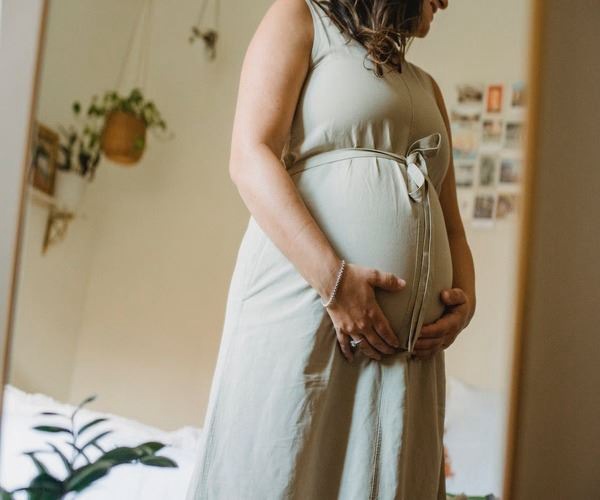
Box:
100, 110, 147, 166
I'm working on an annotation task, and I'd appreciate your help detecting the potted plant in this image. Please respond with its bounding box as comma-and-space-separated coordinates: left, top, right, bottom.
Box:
53, 103, 103, 211
92, 87, 168, 165
0, 394, 177, 499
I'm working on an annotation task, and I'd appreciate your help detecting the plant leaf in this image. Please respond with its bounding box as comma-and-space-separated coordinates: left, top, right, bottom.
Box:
0, 485, 14, 500
135, 441, 165, 455
77, 417, 109, 436
139, 455, 178, 468
23, 452, 48, 475
26, 472, 63, 500
46, 442, 73, 474
79, 430, 113, 452
100, 446, 142, 465
63, 459, 113, 493
32, 426, 72, 436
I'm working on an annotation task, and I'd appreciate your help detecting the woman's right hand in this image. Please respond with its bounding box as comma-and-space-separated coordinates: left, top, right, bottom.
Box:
323, 263, 407, 362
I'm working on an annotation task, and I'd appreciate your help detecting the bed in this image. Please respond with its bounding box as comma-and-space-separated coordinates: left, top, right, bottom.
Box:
0, 376, 505, 499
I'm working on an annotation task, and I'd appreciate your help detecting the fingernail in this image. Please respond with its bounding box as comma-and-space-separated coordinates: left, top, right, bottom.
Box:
397, 277, 406, 286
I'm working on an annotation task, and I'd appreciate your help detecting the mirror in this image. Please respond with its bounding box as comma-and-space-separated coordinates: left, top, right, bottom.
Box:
1, 0, 533, 498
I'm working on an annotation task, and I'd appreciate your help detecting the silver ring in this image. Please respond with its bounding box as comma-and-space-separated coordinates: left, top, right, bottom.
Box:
350, 337, 363, 348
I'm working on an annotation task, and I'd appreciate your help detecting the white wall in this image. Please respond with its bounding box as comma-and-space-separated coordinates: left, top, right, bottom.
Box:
8, 0, 531, 430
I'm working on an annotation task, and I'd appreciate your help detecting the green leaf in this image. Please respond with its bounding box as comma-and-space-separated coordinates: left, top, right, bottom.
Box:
139, 455, 178, 468
32, 426, 72, 436
64, 460, 113, 493
79, 430, 113, 452
46, 442, 73, 474
71, 394, 97, 420
100, 446, 143, 464
0, 485, 14, 500
26, 472, 63, 500
134, 441, 165, 455
77, 417, 108, 436
36, 411, 67, 418
72, 101, 81, 115
23, 452, 48, 475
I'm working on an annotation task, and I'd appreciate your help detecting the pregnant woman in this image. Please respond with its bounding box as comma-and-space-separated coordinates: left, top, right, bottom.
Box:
186, 0, 476, 498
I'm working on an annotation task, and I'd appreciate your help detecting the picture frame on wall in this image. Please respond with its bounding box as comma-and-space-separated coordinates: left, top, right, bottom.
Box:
486, 83, 504, 113
30, 121, 59, 196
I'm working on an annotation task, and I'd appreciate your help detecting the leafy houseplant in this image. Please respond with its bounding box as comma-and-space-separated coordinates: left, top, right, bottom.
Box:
96, 87, 168, 165
0, 394, 177, 499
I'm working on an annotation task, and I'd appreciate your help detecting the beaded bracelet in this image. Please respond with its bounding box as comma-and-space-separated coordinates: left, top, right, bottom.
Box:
321, 259, 346, 308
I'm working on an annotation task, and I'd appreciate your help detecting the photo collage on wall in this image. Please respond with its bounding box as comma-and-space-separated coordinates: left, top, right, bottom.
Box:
450, 81, 527, 228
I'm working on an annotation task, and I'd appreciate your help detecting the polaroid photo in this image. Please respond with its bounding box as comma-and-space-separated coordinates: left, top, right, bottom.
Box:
456, 83, 485, 108
486, 84, 504, 113
456, 189, 474, 222
454, 160, 476, 188
496, 192, 520, 219
510, 81, 527, 111
450, 111, 481, 161
481, 117, 504, 147
472, 192, 496, 228
499, 155, 522, 185
478, 154, 499, 188
450, 107, 481, 124
504, 120, 525, 150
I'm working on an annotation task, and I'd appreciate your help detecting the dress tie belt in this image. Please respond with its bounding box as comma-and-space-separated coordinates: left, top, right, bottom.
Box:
286, 132, 443, 353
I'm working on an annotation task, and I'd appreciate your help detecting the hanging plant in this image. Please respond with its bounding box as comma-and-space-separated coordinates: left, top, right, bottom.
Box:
189, 0, 220, 60
89, 87, 169, 166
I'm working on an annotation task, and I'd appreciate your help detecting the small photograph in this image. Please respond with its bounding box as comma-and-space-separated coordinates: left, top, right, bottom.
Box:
451, 119, 481, 160
504, 120, 525, 149
486, 84, 504, 113
481, 118, 504, 146
456, 83, 485, 108
30, 121, 59, 196
454, 161, 476, 188
499, 156, 522, 184
478, 154, 499, 187
496, 192, 520, 219
456, 190, 474, 222
510, 81, 527, 110
450, 108, 481, 124
472, 192, 496, 228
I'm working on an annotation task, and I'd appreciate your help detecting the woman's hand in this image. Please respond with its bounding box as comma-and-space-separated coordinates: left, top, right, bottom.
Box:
411, 287, 473, 360
324, 263, 407, 363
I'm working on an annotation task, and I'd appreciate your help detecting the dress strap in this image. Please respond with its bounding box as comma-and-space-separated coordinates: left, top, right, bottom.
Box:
303, 0, 349, 66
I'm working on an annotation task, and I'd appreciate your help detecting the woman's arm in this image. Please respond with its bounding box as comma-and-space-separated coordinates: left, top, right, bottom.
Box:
228, 0, 341, 302
227, 0, 406, 361
428, 72, 477, 324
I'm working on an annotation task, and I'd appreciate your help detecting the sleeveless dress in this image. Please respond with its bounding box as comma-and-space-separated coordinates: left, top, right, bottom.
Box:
185, 1, 453, 498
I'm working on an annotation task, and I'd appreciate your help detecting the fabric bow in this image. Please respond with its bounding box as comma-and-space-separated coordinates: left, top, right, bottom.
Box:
404, 132, 442, 203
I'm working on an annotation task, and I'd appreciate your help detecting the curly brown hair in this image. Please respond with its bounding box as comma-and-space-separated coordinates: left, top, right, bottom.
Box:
311, 0, 423, 76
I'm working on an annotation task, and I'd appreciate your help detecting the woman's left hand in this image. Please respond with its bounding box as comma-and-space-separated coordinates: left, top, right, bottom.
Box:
411, 287, 472, 360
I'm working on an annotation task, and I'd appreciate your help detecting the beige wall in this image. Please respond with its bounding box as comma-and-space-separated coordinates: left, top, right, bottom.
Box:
506, 1, 600, 498
8, 0, 530, 430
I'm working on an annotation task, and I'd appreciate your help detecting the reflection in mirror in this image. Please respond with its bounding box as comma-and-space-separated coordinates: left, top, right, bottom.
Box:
1, 0, 532, 498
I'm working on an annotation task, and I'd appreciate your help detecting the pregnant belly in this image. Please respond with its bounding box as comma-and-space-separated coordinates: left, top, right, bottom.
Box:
236, 156, 453, 352
291, 156, 454, 351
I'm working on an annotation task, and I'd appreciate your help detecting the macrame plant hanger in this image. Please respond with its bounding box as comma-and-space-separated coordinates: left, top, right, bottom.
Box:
101, 0, 170, 166
115, 0, 154, 95
189, 0, 220, 60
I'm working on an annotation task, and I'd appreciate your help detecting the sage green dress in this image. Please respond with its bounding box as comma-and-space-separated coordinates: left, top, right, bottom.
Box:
185, 0, 453, 498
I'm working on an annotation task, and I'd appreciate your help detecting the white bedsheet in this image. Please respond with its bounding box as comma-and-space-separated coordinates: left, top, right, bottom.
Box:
444, 376, 507, 498
0, 376, 505, 499
0, 384, 203, 499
